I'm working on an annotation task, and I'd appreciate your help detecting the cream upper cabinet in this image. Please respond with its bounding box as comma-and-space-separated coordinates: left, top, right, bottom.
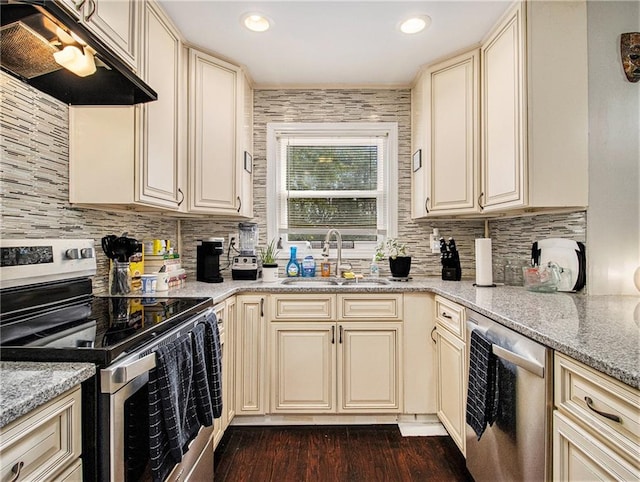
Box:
553, 353, 640, 481
239, 74, 254, 218
411, 69, 428, 218
268, 294, 403, 415
412, 49, 480, 218
480, 1, 588, 213
434, 296, 466, 455
57, 0, 139, 71
188, 49, 251, 216
138, 0, 184, 210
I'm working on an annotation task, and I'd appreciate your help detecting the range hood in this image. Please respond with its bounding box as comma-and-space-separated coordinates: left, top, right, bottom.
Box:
0, 0, 157, 105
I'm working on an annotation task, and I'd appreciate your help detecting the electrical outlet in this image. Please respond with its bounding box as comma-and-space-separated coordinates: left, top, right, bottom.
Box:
429, 230, 441, 254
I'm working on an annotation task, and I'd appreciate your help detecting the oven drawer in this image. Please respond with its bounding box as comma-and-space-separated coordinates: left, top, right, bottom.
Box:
166, 424, 214, 481
0, 386, 82, 482
554, 353, 640, 468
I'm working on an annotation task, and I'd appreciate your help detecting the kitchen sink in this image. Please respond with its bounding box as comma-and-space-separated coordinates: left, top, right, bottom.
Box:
280, 278, 341, 286
340, 278, 391, 286
279, 277, 392, 287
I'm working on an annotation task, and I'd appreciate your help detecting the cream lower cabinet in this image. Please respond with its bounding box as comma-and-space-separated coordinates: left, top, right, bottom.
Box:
0, 386, 82, 481
553, 353, 639, 481
269, 294, 402, 414
434, 295, 466, 455
212, 297, 236, 448
235, 295, 266, 415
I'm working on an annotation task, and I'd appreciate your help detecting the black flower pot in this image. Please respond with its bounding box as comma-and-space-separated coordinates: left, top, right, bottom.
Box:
389, 256, 411, 278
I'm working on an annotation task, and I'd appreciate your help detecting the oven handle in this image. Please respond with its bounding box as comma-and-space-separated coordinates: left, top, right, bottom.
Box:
113, 353, 156, 384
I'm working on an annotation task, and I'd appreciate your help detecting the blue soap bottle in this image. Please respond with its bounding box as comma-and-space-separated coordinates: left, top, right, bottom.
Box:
286, 246, 301, 277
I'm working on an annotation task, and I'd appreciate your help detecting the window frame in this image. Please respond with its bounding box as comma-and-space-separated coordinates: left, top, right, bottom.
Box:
266, 122, 398, 259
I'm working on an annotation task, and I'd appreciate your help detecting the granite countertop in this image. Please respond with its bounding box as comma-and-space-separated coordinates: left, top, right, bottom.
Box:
168, 277, 640, 389
0, 362, 95, 428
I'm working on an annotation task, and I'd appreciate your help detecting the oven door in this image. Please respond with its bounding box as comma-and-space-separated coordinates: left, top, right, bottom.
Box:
100, 308, 215, 481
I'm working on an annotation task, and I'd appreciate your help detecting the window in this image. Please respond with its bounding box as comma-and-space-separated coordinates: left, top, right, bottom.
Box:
267, 122, 398, 258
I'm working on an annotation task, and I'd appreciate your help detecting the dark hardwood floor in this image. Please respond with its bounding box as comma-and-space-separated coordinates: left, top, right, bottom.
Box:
214, 425, 473, 482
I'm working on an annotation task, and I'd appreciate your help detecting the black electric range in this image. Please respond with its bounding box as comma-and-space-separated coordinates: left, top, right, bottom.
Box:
0, 277, 212, 367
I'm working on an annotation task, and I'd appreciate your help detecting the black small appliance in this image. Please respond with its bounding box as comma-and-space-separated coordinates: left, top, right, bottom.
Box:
197, 238, 224, 283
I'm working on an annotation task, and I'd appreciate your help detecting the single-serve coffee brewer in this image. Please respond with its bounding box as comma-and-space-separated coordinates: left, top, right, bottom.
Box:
232, 222, 261, 280
197, 238, 224, 283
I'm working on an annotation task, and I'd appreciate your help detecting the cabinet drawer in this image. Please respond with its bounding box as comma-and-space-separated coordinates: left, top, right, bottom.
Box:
271, 295, 335, 320
553, 411, 639, 481
338, 294, 403, 320
434, 295, 465, 339
554, 353, 640, 468
0, 386, 81, 482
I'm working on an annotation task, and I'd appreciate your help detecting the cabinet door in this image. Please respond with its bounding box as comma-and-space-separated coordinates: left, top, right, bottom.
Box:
235, 296, 266, 414
480, 3, 526, 211
224, 297, 237, 427
435, 326, 466, 455
270, 322, 336, 413
427, 50, 479, 215
82, 0, 139, 70
212, 302, 226, 448
411, 70, 430, 219
188, 49, 242, 215
239, 74, 254, 217
138, 2, 183, 209
338, 323, 402, 413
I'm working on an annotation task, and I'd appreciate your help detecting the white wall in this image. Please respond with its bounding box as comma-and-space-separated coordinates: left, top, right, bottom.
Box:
587, 1, 640, 295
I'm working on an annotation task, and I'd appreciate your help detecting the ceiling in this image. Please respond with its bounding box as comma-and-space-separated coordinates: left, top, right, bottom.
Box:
158, 1, 511, 88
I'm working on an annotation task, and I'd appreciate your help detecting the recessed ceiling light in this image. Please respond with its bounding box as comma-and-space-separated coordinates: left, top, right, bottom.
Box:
400, 16, 431, 34
242, 13, 271, 32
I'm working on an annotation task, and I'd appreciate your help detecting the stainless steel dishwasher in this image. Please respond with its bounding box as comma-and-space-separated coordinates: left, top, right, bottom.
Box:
465, 308, 553, 482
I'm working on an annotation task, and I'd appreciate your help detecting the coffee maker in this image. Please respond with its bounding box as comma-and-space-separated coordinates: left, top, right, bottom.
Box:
232, 222, 261, 280
197, 238, 224, 283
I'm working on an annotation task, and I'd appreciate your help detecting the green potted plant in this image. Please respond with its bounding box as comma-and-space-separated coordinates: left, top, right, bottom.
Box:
260, 238, 280, 282
375, 238, 411, 278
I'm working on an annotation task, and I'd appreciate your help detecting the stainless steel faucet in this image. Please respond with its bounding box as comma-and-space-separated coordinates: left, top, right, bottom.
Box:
323, 229, 351, 277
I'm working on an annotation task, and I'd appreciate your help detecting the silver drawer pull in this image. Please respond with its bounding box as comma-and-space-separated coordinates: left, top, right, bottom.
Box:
10, 461, 24, 482
584, 396, 622, 423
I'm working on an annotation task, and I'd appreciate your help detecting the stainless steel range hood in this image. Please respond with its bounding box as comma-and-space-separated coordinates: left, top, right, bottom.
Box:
0, 0, 157, 105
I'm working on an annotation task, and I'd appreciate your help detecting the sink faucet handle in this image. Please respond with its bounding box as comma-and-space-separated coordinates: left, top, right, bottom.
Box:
321, 241, 330, 257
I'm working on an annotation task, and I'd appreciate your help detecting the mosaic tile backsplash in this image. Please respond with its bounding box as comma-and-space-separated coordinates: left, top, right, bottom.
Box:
0, 73, 179, 293
1, 73, 587, 288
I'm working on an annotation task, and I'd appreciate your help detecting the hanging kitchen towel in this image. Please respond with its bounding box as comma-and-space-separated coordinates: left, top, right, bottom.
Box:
191, 322, 214, 427
149, 368, 175, 482
495, 359, 518, 438
466, 329, 498, 440
153, 336, 201, 462
200, 312, 223, 419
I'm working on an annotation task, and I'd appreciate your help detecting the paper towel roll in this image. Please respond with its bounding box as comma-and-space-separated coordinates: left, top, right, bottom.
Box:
475, 238, 493, 286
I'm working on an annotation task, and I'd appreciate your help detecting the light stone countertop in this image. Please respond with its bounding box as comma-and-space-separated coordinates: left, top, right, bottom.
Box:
0, 362, 95, 428
2, 277, 637, 427
168, 277, 640, 389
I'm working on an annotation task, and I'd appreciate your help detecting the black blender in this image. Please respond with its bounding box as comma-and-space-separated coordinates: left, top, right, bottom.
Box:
231, 222, 261, 280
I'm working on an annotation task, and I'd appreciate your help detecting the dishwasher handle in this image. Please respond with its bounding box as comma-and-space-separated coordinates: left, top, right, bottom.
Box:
491, 345, 545, 379
467, 320, 545, 379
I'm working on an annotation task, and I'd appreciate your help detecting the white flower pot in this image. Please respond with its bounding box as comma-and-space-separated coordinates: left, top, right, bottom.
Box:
262, 265, 279, 282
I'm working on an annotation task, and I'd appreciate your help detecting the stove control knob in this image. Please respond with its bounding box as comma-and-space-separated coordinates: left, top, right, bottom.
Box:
81, 248, 95, 259
65, 248, 80, 259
